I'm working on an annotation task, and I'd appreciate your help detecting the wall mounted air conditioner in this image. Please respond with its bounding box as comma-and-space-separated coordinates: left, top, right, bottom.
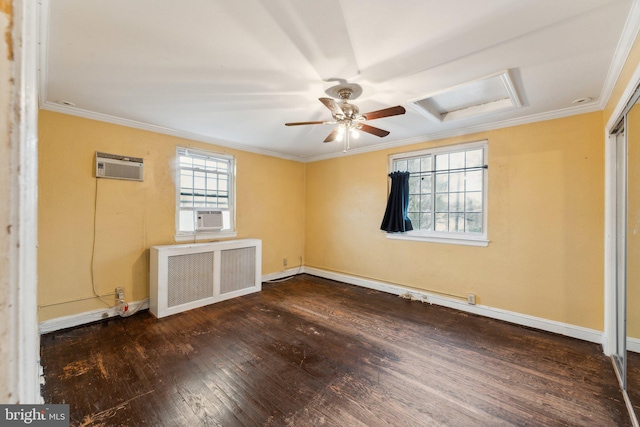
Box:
95, 151, 144, 181
196, 209, 223, 231
150, 239, 262, 318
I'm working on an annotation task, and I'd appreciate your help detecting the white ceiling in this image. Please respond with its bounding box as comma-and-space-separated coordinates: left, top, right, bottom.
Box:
40, 0, 638, 161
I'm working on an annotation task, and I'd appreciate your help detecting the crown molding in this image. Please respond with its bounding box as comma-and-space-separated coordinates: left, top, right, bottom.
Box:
599, 0, 640, 110
41, 99, 602, 165
301, 102, 602, 162
40, 102, 302, 162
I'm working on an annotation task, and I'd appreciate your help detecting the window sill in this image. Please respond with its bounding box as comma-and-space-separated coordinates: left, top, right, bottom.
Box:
385, 232, 489, 247
175, 231, 238, 242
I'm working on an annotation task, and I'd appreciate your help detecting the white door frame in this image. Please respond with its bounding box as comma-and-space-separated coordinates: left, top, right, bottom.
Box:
8, 0, 40, 403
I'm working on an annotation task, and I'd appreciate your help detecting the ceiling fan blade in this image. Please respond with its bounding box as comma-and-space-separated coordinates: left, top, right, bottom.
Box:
324, 128, 339, 143
362, 106, 406, 121
359, 124, 390, 138
285, 121, 325, 126
319, 98, 344, 116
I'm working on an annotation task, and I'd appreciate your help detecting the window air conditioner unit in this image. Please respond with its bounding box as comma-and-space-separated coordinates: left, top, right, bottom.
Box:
196, 209, 224, 231
95, 152, 144, 181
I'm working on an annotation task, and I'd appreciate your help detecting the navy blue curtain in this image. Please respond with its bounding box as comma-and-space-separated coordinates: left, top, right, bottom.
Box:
380, 171, 413, 233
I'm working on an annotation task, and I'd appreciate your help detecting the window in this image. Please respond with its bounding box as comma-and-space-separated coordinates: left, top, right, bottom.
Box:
176, 147, 236, 239
389, 141, 488, 246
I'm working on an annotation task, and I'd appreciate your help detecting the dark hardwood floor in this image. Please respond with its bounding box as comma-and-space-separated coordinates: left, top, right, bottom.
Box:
41, 274, 631, 426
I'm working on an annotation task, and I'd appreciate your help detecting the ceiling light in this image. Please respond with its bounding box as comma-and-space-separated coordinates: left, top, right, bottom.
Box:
572, 97, 593, 105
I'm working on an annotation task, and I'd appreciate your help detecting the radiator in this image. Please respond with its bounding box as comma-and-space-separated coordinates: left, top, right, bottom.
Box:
149, 239, 262, 318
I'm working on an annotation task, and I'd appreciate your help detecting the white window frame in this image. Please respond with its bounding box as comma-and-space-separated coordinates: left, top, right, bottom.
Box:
175, 147, 237, 241
386, 140, 489, 247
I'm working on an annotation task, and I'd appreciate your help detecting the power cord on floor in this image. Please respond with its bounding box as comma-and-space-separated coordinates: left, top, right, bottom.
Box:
265, 256, 303, 283
118, 298, 149, 317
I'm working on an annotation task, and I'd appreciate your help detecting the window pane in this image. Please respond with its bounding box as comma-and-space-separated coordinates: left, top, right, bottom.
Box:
408, 195, 420, 212
409, 176, 421, 194
420, 156, 432, 172
466, 149, 483, 168
420, 195, 432, 212
449, 172, 464, 192
193, 157, 206, 168
466, 213, 482, 233
450, 193, 464, 212
466, 170, 483, 191
408, 212, 419, 227
449, 213, 464, 232
180, 174, 193, 190
419, 213, 432, 230
435, 194, 448, 212
394, 159, 407, 172
435, 213, 448, 231
436, 154, 449, 170
435, 173, 448, 192
450, 152, 464, 169
408, 158, 421, 173
436, 154, 448, 171
466, 192, 482, 212
180, 156, 192, 168
207, 176, 217, 191
194, 171, 206, 189
420, 176, 432, 193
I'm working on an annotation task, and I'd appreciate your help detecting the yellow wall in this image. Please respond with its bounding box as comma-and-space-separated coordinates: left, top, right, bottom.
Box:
37, 111, 611, 331
38, 111, 305, 321
306, 112, 605, 330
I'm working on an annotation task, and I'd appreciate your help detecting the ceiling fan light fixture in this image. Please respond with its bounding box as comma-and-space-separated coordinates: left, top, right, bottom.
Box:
285, 83, 406, 152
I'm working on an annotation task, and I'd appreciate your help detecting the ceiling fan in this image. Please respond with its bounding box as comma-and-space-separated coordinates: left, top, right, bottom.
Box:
285, 84, 406, 152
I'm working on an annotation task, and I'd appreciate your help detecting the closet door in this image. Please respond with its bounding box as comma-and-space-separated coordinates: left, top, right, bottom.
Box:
614, 127, 628, 386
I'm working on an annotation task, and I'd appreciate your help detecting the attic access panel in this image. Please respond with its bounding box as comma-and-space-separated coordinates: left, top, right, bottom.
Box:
411, 70, 522, 123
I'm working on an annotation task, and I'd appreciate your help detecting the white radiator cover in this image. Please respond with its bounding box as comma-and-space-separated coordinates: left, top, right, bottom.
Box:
150, 239, 262, 318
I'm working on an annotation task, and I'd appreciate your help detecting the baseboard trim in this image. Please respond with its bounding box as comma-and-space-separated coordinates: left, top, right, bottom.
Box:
628, 336, 640, 354
38, 269, 302, 334
39, 299, 150, 334
262, 267, 303, 282
39, 268, 604, 345
304, 267, 603, 345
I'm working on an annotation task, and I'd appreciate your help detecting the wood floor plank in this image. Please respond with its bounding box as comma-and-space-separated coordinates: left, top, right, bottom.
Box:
41, 274, 631, 426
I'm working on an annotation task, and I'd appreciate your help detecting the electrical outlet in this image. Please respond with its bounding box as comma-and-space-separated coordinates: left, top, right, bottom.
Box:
467, 293, 476, 305
283, 258, 288, 267
116, 287, 125, 301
